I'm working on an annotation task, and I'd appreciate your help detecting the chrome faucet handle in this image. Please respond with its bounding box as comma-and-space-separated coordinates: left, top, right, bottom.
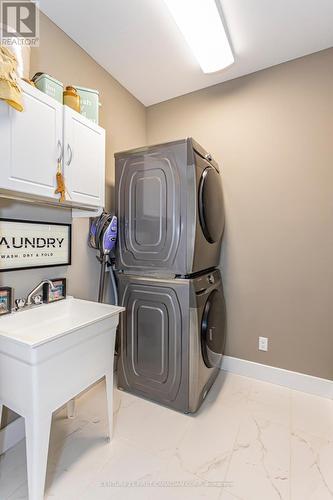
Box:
26, 280, 56, 306
15, 298, 26, 310
32, 294, 43, 305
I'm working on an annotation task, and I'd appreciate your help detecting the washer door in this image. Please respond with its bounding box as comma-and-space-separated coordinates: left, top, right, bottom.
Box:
201, 289, 226, 368
198, 167, 224, 244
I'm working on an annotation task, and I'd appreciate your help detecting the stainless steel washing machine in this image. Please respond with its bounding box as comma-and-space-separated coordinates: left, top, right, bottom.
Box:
115, 138, 224, 276
117, 269, 226, 413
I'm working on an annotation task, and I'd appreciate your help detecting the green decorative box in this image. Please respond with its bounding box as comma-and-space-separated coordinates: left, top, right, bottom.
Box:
75, 85, 100, 124
34, 73, 64, 103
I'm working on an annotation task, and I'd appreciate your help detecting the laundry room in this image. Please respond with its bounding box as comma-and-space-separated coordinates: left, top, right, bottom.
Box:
0, 1, 332, 499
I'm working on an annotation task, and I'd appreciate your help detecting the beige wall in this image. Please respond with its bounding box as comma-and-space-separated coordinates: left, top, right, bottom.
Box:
147, 48, 333, 380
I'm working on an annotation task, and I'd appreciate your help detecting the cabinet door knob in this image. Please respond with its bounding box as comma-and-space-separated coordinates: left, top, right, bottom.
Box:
66, 144, 73, 166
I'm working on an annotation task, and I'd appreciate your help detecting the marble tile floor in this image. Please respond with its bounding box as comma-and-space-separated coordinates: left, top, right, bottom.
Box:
1, 371, 333, 500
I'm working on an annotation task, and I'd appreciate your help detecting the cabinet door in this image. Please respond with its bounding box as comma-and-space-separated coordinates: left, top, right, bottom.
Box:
63, 106, 105, 207
0, 81, 62, 199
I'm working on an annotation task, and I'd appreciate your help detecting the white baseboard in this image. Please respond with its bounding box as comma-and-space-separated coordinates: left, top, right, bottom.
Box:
0, 416, 25, 455
221, 356, 333, 399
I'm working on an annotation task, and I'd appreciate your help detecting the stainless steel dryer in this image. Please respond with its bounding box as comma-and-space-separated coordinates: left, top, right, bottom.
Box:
115, 138, 224, 276
117, 269, 226, 413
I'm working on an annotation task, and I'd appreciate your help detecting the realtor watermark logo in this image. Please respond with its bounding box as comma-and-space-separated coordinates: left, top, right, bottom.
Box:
0, 0, 39, 46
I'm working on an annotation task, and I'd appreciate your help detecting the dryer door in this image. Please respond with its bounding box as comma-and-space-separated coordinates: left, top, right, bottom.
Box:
201, 289, 226, 368
198, 166, 224, 244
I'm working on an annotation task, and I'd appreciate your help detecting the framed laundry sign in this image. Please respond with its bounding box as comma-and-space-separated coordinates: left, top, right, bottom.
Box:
0, 219, 71, 272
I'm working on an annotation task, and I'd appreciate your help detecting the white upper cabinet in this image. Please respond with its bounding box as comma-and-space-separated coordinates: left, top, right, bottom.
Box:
0, 81, 62, 200
63, 106, 105, 207
0, 80, 105, 210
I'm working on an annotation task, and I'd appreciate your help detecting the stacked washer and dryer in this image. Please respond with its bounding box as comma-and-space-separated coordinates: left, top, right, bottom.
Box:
115, 138, 226, 413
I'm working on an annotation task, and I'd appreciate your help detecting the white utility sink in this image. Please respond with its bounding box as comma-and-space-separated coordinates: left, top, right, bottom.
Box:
0, 297, 124, 500
0, 296, 123, 347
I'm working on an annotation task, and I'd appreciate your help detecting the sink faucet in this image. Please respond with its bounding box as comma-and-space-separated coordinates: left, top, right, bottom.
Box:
26, 280, 57, 306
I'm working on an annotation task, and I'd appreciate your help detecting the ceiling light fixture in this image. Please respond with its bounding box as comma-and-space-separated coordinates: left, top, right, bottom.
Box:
164, 0, 234, 74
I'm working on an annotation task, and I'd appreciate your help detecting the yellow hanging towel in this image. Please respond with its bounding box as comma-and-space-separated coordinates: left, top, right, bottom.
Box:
55, 170, 66, 203
0, 45, 23, 112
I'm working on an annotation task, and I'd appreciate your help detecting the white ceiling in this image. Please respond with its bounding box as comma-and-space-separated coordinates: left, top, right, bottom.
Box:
39, 0, 333, 106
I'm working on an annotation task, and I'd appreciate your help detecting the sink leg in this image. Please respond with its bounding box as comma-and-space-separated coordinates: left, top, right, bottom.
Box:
25, 413, 52, 500
0, 404, 3, 429
67, 399, 76, 419
105, 371, 114, 441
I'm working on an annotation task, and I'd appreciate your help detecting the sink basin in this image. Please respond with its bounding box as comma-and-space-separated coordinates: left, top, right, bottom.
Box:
0, 297, 124, 347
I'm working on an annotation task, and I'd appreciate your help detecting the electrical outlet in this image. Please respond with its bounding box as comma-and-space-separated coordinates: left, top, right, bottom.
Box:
258, 336, 268, 352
